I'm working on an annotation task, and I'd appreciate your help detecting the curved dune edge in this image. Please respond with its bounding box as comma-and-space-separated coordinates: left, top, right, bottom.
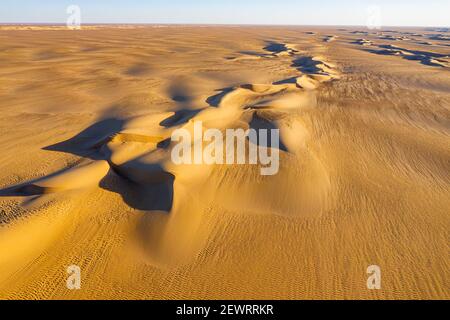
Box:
1, 40, 342, 269
0, 26, 449, 299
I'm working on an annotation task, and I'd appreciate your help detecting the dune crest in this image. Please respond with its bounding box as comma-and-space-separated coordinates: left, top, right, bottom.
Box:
0, 26, 448, 299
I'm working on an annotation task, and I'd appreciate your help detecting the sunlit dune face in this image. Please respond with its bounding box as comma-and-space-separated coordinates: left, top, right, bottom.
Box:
0, 26, 449, 300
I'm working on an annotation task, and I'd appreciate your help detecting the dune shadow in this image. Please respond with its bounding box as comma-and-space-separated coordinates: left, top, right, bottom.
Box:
378, 45, 447, 58
100, 171, 174, 213
159, 78, 208, 128
263, 41, 289, 54
273, 77, 298, 85
366, 44, 449, 67
351, 39, 373, 46
1, 114, 177, 213
44, 118, 126, 160
237, 50, 266, 57
167, 79, 196, 107
378, 36, 397, 41
292, 56, 323, 74
323, 35, 336, 42
206, 87, 235, 107
350, 31, 369, 35
159, 109, 202, 128
0, 178, 57, 197
249, 112, 288, 152
428, 34, 450, 41
125, 63, 152, 77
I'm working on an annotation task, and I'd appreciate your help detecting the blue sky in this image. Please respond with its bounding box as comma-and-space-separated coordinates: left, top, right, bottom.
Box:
0, 0, 449, 27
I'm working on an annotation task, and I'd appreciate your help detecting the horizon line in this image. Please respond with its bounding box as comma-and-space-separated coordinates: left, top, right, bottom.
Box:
0, 22, 449, 29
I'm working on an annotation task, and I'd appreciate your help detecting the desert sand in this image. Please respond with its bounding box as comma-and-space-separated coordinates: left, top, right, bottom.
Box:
0, 25, 449, 299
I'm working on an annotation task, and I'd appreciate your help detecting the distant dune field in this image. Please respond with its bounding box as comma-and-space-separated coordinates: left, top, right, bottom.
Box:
0, 26, 449, 299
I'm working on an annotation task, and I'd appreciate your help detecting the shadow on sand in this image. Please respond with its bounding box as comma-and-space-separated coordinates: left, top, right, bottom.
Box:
366, 44, 449, 67
0, 115, 175, 213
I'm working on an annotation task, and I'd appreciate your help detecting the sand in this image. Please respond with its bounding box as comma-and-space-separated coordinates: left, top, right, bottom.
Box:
0, 25, 449, 300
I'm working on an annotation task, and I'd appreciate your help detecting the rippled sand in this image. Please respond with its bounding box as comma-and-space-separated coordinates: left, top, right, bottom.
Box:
0, 25, 449, 299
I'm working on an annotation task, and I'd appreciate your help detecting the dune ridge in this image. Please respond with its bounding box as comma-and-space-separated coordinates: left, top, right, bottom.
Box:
0, 26, 448, 299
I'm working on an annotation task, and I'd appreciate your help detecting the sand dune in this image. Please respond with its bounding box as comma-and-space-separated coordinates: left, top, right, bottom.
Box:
353, 38, 373, 46
0, 26, 449, 299
323, 35, 338, 42
366, 44, 450, 68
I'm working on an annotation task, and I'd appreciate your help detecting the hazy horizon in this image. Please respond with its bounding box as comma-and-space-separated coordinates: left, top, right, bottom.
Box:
1, 23, 449, 28
1, 0, 449, 27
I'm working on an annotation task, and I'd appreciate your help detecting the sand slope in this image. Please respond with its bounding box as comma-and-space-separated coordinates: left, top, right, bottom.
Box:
0, 26, 449, 299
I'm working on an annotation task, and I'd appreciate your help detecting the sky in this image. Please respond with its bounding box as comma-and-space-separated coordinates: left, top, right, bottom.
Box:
0, 0, 449, 27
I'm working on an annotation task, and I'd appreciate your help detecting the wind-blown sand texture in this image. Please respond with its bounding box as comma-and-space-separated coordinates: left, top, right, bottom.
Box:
0, 26, 449, 300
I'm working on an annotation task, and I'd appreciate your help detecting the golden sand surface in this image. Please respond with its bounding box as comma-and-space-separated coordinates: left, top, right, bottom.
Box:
0, 25, 449, 299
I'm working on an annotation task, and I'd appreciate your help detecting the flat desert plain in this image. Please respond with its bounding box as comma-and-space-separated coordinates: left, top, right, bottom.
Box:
0, 25, 449, 299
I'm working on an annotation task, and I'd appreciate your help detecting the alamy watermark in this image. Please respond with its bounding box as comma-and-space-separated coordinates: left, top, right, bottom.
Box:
366, 5, 382, 30
66, 265, 81, 290
66, 5, 81, 30
171, 121, 280, 176
367, 265, 381, 290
